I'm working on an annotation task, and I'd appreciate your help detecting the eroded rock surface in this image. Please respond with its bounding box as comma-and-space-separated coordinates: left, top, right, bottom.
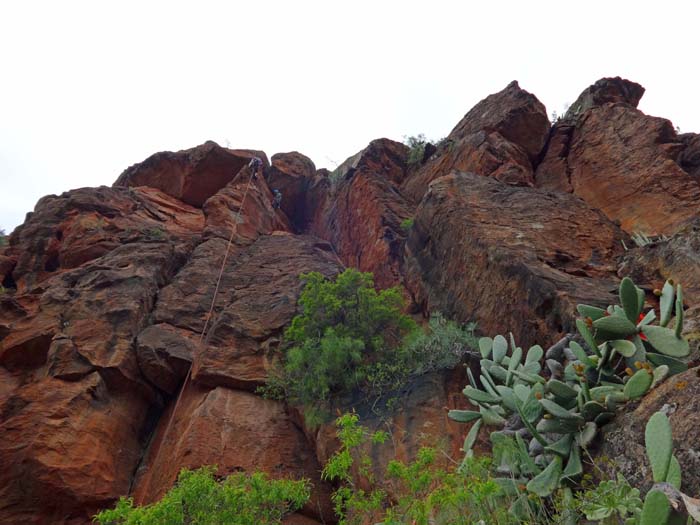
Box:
536, 77, 700, 235
405, 172, 626, 347
2, 77, 700, 524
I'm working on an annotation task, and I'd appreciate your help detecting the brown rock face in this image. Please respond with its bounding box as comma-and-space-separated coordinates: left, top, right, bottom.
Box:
309, 139, 414, 289
401, 130, 535, 202
405, 172, 626, 347
401, 81, 550, 203
2, 78, 700, 524
114, 141, 267, 207
0, 373, 151, 524
448, 80, 550, 163
266, 152, 317, 230
536, 77, 700, 235
131, 383, 336, 523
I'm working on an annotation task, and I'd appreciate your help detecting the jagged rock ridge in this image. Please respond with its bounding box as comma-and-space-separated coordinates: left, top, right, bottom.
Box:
1, 77, 700, 523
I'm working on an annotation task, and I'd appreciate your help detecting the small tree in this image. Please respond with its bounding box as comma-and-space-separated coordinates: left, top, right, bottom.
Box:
269, 269, 417, 423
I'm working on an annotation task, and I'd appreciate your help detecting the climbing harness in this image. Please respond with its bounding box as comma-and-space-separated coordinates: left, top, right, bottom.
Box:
137, 161, 258, 503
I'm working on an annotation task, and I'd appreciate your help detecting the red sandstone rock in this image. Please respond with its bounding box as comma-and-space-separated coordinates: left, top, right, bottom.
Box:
448, 80, 550, 163
401, 130, 534, 202
536, 78, 700, 235
266, 152, 317, 230
131, 383, 336, 523
0, 373, 151, 524
114, 141, 268, 207
5, 185, 203, 292
404, 172, 626, 347
308, 139, 414, 289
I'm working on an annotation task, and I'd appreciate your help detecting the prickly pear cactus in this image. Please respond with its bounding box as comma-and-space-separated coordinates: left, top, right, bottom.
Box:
450, 277, 691, 504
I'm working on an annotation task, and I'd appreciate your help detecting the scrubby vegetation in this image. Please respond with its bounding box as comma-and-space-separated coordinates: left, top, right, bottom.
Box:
261, 269, 478, 425
98, 271, 699, 524
399, 217, 414, 230
94, 467, 309, 525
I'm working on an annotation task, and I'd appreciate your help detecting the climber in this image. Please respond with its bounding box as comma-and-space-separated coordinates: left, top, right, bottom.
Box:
248, 156, 263, 179
272, 189, 282, 209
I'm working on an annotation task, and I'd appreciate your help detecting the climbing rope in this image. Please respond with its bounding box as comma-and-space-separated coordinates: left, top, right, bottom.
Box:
137, 158, 261, 503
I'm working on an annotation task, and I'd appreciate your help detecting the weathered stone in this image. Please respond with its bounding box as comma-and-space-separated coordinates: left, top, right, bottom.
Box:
136, 324, 195, 395
564, 76, 645, 118
597, 367, 700, 497
308, 139, 413, 289
0, 373, 152, 524
536, 79, 700, 235
131, 384, 336, 524
5, 185, 202, 292
114, 140, 267, 207
266, 152, 317, 230
153, 234, 342, 390
448, 80, 550, 163
402, 130, 534, 202
405, 172, 625, 348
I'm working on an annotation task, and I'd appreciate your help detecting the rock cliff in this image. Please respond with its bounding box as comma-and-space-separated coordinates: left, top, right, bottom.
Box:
2, 77, 700, 523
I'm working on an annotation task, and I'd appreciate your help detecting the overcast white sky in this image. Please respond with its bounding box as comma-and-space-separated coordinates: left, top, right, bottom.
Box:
1, 1, 698, 232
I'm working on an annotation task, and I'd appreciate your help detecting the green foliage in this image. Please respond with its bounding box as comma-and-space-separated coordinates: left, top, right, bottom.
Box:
323, 413, 543, 525
266, 269, 418, 422
451, 277, 691, 499
403, 312, 478, 376
93, 466, 309, 525
575, 474, 642, 524
0, 228, 7, 246
404, 134, 430, 167
400, 217, 414, 231
143, 226, 166, 239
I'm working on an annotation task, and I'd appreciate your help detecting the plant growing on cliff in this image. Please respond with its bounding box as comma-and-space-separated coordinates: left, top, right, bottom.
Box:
449, 277, 690, 501
264, 268, 418, 423
322, 412, 566, 524
0, 228, 7, 246
93, 466, 310, 525
404, 134, 430, 167
400, 217, 414, 231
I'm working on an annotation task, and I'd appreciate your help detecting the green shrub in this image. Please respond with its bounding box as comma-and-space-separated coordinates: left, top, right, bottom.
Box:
404, 134, 429, 167
322, 413, 548, 525
403, 312, 478, 375
0, 228, 7, 246
265, 269, 417, 423
93, 466, 309, 525
400, 217, 414, 231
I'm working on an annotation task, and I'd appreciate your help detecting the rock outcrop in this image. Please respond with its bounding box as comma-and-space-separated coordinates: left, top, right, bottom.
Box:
535, 77, 700, 235
404, 172, 626, 348
401, 80, 550, 202
2, 77, 700, 524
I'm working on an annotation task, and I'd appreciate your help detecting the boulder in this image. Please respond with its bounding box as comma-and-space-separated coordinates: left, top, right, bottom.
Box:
448, 80, 550, 163
131, 383, 336, 524
114, 141, 267, 207
401, 130, 534, 202
5, 185, 203, 292
405, 172, 626, 347
0, 373, 152, 524
152, 234, 343, 390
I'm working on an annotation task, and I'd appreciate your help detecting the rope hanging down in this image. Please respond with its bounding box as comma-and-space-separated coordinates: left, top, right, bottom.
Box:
137, 157, 263, 502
